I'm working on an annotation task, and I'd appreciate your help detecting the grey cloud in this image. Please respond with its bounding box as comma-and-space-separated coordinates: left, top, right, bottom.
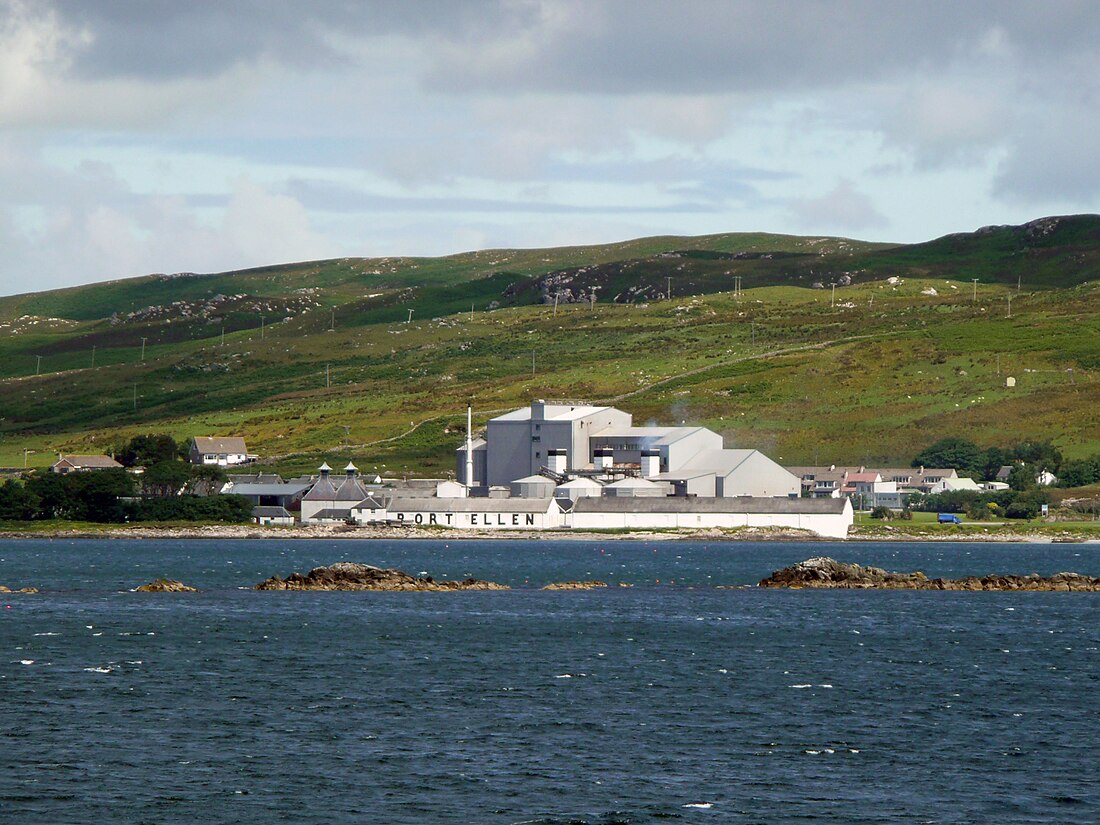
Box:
788, 179, 888, 232
425, 1, 1100, 96
282, 178, 723, 216
46, 0, 518, 80
39, 1, 1100, 94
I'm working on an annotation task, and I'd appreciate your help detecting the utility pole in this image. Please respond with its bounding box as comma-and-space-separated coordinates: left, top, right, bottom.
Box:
330, 308, 335, 331
531, 350, 535, 376
326, 364, 330, 388
751, 322, 757, 346
666, 276, 672, 300
972, 279, 979, 302
23, 448, 31, 468
407, 309, 414, 324
1017, 274, 1022, 293
343, 425, 351, 448
470, 303, 474, 322
221, 323, 226, 346
1007, 294, 1012, 318
91, 345, 96, 368
35, 355, 41, 376
830, 283, 836, 308
140, 337, 148, 362
553, 291, 559, 318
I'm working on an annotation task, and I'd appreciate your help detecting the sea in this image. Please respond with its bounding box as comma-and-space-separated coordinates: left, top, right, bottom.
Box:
2, 538, 1098, 824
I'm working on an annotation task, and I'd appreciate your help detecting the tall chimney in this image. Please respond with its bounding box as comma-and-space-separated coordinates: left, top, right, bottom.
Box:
465, 402, 475, 492
641, 449, 661, 478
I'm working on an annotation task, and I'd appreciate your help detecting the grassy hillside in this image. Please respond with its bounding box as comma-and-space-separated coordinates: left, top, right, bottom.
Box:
0, 216, 1097, 476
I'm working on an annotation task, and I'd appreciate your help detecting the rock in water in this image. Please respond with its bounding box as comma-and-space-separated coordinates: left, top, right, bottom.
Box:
135, 579, 199, 592
759, 557, 1100, 591
541, 581, 609, 590
255, 562, 509, 591
0, 584, 38, 594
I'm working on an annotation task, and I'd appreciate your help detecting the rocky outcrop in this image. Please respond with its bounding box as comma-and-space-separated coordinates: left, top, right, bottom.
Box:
541, 580, 608, 590
135, 579, 198, 592
760, 557, 1100, 591
255, 562, 509, 591
0, 584, 38, 594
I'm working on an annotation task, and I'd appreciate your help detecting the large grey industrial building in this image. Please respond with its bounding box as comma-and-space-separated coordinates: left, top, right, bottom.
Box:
457, 400, 799, 499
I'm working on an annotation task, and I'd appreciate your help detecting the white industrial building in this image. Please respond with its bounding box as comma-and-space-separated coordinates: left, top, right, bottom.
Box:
457, 400, 799, 499
566, 497, 852, 539
345, 493, 851, 537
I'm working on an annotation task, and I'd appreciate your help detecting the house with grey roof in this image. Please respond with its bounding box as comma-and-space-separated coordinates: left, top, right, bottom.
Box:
51, 454, 124, 474
189, 436, 254, 467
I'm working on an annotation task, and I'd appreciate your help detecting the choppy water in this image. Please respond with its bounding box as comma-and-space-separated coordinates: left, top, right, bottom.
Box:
2, 538, 1099, 824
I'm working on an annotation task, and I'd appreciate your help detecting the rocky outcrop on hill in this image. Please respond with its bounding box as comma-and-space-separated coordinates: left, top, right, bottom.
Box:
760, 557, 1100, 591
255, 562, 509, 591
135, 579, 198, 592
541, 581, 608, 590
0, 584, 38, 593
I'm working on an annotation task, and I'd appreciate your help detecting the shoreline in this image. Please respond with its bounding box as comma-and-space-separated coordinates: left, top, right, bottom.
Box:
0, 523, 1097, 543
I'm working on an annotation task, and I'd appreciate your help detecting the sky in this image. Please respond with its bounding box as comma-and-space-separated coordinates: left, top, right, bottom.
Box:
2, 0, 1099, 296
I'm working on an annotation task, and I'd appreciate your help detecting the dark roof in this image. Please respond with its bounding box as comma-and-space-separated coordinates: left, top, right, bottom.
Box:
572, 496, 849, 515
302, 476, 339, 501
229, 473, 284, 484
384, 496, 555, 513
54, 454, 123, 469
192, 436, 248, 453
309, 508, 352, 520
253, 506, 292, 518
350, 495, 388, 510
230, 482, 311, 497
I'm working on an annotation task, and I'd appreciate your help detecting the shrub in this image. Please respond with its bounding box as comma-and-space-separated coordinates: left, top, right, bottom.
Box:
126, 494, 253, 523
870, 506, 894, 520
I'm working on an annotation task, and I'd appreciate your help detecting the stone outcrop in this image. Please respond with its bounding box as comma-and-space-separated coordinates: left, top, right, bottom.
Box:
760, 557, 1100, 591
255, 562, 509, 591
541, 581, 609, 590
0, 585, 38, 594
135, 579, 198, 592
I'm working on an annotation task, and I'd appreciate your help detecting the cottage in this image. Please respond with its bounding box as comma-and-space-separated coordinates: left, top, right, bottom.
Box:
51, 455, 123, 474
189, 436, 253, 467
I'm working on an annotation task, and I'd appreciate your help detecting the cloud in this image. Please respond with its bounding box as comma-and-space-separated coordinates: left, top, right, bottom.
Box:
788, 179, 889, 233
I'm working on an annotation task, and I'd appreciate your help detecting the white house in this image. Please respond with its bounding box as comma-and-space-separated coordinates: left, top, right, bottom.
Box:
189, 436, 253, 466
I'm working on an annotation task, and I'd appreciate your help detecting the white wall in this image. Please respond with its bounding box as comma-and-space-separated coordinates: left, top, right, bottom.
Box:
566, 507, 852, 539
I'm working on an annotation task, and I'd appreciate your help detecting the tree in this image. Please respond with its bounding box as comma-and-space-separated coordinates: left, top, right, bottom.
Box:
0, 479, 40, 520
142, 460, 191, 497
187, 463, 228, 495
1007, 463, 1038, 492
119, 434, 180, 468
912, 437, 984, 477
1009, 440, 1063, 474
1057, 455, 1100, 488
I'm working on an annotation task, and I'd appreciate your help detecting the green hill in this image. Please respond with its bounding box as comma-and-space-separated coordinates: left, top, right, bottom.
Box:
1, 215, 1097, 476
